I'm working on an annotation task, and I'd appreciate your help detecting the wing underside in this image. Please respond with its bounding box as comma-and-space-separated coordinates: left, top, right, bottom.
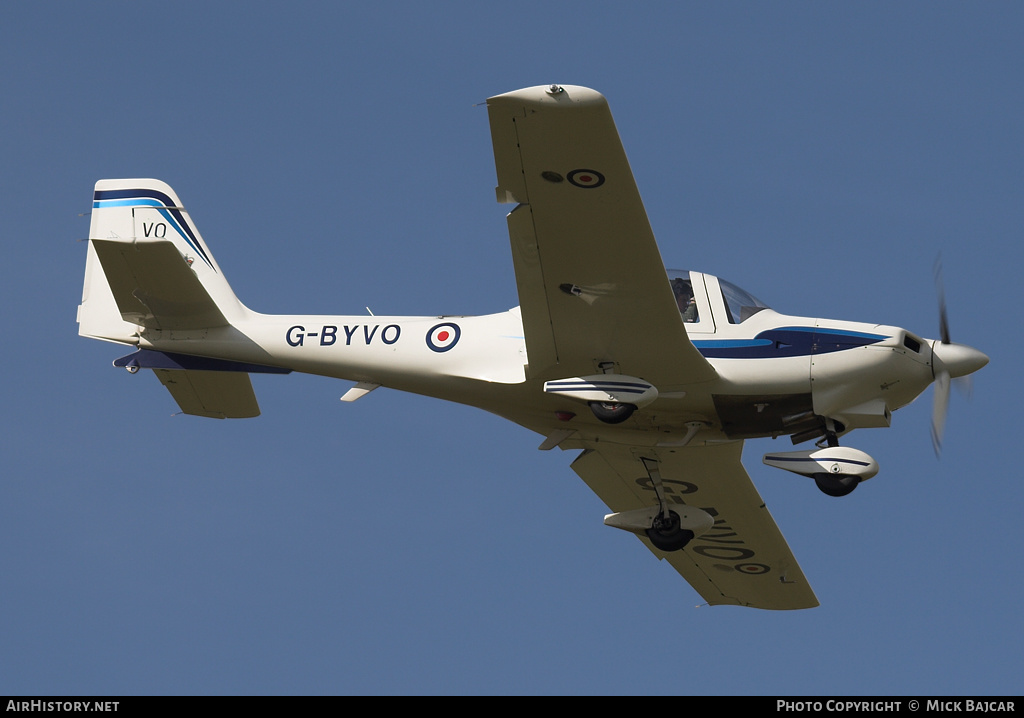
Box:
486, 85, 715, 388
571, 441, 818, 610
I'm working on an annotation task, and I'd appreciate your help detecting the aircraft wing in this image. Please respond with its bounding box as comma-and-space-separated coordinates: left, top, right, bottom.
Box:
571, 441, 819, 610
486, 85, 716, 388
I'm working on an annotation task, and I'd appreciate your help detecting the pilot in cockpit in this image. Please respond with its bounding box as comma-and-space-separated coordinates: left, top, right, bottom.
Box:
671, 277, 699, 323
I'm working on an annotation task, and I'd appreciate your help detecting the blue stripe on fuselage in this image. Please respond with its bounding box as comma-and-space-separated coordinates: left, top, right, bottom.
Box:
692, 326, 888, 358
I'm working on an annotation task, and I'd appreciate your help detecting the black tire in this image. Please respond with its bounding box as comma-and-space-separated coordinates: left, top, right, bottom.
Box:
645, 511, 695, 551
589, 401, 637, 424
814, 473, 859, 497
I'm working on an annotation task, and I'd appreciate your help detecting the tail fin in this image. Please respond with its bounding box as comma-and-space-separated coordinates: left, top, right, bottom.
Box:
78, 179, 247, 342
78, 179, 262, 419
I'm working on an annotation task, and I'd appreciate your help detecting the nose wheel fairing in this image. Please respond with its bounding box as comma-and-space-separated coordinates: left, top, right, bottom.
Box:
763, 446, 879, 497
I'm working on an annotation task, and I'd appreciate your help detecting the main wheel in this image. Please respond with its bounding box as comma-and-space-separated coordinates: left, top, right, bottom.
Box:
814, 473, 859, 497
589, 401, 637, 424
645, 511, 695, 552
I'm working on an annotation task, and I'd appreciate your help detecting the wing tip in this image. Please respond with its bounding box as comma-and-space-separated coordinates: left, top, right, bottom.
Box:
487, 84, 607, 109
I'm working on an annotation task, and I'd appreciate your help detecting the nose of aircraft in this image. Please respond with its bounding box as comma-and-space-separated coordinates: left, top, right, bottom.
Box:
931, 341, 990, 379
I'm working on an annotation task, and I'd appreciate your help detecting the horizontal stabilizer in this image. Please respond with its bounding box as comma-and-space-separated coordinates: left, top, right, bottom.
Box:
155, 369, 260, 419
115, 349, 290, 374
340, 382, 380, 402
92, 239, 228, 330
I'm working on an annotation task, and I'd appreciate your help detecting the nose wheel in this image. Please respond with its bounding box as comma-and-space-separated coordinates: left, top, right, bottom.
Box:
813, 418, 859, 496
814, 473, 859, 497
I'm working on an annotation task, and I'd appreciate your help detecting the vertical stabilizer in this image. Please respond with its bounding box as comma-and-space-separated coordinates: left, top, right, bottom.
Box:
78, 179, 248, 343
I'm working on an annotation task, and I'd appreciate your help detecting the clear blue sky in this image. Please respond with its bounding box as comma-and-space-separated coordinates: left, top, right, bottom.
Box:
2, 2, 1020, 696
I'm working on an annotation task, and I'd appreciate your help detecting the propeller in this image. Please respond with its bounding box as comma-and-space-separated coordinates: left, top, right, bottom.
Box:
930, 362, 950, 455
930, 256, 988, 455
931, 257, 951, 455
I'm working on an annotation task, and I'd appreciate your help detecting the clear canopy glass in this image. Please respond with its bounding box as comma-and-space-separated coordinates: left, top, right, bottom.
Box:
719, 278, 769, 324
667, 270, 770, 324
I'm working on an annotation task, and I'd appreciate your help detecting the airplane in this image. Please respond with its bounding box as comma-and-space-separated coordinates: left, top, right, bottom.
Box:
77, 84, 988, 610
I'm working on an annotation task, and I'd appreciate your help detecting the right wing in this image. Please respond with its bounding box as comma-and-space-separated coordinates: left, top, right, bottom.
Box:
571, 441, 819, 610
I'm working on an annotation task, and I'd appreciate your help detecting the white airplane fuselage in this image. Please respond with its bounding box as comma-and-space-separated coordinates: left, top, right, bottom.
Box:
78, 83, 990, 607
126, 294, 948, 449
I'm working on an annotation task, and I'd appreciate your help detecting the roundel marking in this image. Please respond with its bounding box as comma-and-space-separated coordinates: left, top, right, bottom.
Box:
567, 169, 605, 188
426, 322, 461, 352
734, 563, 771, 575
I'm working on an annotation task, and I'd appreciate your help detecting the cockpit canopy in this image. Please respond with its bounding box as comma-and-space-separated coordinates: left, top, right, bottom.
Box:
668, 270, 770, 325
718, 277, 770, 323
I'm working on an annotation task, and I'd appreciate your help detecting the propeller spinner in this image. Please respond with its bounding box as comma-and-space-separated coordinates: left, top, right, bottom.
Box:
930, 260, 989, 454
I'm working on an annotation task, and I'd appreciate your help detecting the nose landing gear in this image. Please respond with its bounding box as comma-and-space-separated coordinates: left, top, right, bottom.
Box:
813, 472, 860, 497
762, 427, 879, 498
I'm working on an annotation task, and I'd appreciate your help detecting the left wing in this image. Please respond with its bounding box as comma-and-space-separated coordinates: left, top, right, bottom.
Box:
486, 85, 715, 389
571, 441, 819, 610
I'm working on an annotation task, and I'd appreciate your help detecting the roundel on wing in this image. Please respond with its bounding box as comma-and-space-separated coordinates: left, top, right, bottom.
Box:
735, 563, 771, 575
426, 322, 461, 352
567, 169, 605, 188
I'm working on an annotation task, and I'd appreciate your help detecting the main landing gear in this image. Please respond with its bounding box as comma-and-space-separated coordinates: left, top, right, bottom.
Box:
603, 457, 714, 552
542, 372, 654, 425
645, 510, 695, 551
588, 401, 637, 424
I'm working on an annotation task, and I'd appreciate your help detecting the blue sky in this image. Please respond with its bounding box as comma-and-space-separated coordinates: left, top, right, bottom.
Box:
2, 2, 1021, 695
